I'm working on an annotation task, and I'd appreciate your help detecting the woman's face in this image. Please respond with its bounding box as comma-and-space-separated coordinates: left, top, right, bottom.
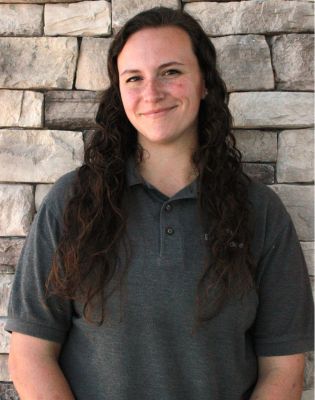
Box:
117, 26, 205, 149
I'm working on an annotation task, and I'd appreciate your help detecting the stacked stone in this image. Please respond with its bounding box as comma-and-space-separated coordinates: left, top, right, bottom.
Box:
0, 0, 313, 398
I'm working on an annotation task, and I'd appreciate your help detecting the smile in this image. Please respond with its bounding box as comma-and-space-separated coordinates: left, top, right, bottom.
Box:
140, 106, 177, 117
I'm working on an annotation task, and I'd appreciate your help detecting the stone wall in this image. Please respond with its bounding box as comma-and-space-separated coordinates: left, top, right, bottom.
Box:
0, 0, 314, 398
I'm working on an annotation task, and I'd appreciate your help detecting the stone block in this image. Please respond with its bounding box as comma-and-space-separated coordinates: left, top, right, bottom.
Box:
304, 352, 314, 389
302, 390, 315, 400
0, 319, 10, 353
0, 4, 43, 36
242, 163, 274, 184
0, 90, 43, 128
0, 275, 13, 317
277, 129, 314, 183
212, 35, 274, 91
0, 185, 34, 236
45, 91, 102, 129
0, 239, 24, 273
0, 37, 78, 89
301, 242, 314, 276
184, 1, 314, 36
45, 1, 111, 37
0, 382, 18, 399
229, 92, 314, 129
271, 34, 314, 91
271, 185, 314, 241
234, 130, 277, 162
0, 130, 83, 183
0, 0, 82, 2
0, 355, 10, 382
76, 38, 111, 90
112, 0, 180, 33
35, 184, 53, 211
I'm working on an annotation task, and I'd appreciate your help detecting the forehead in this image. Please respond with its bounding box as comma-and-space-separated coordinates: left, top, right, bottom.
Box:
117, 26, 197, 70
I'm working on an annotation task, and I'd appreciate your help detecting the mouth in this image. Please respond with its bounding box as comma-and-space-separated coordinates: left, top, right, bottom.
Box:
140, 106, 177, 117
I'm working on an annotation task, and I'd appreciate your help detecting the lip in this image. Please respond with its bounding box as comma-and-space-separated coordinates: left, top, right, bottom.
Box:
140, 106, 177, 117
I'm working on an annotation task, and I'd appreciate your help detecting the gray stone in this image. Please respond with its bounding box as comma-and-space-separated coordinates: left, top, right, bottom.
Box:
76, 38, 111, 91
304, 352, 314, 390
112, 0, 180, 33
301, 242, 314, 276
0, 382, 18, 400
184, 1, 314, 36
277, 129, 314, 183
0, 130, 83, 183
242, 163, 274, 184
0, 185, 34, 236
302, 390, 315, 400
271, 185, 314, 241
212, 35, 274, 91
35, 184, 53, 211
0, 239, 24, 273
0, 0, 82, 2
0, 319, 10, 353
271, 34, 314, 91
0, 90, 43, 128
0, 37, 78, 89
0, 4, 42, 36
45, 1, 111, 37
229, 92, 314, 129
234, 130, 277, 162
0, 275, 13, 317
0, 355, 9, 382
45, 91, 102, 129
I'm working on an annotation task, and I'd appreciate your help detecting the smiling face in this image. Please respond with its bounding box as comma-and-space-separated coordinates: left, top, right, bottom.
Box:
117, 26, 205, 150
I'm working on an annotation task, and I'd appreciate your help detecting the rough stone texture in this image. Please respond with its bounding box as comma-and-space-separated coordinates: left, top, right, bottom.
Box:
304, 352, 314, 389
112, 0, 180, 32
0, 130, 83, 183
301, 242, 314, 276
0, 37, 78, 89
271, 34, 314, 91
0, 239, 24, 273
212, 35, 274, 91
229, 92, 314, 129
0, 355, 10, 382
0, 275, 14, 317
76, 38, 111, 90
184, 1, 314, 36
0, 0, 82, 2
45, 1, 111, 37
0, 90, 43, 128
0, 4, 43, 36
0, 319, 10, 353
277, 129, 314, 183
242, 163, 274, 184
234, 130, 277, 162
0, 382, 19, 400
45, 91, 102, 129
0, 185, 34, 236
271, 185, 314, 241
35, 184, 53, 211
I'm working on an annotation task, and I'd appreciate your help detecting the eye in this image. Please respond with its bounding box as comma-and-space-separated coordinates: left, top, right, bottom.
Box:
162, 69, 181, 77
126, 76, 142, 83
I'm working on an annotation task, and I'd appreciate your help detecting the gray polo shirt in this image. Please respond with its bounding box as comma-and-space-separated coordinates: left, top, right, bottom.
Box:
6, 161, 314, 400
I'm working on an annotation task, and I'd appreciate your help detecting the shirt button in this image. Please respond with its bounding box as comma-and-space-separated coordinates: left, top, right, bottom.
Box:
165, 227, 174, 235
165, 204, 172, 212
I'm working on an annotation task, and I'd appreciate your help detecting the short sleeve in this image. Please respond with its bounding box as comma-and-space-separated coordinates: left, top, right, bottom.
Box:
5, 175, 75, 343
253, 217, 314, 356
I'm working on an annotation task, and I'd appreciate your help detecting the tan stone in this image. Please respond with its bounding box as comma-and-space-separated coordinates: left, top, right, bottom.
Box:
0, 0, 82, 2
45, 1, 111, 37
0, 355, 9, 381
0, 239, 24, 273
0, 185, 34, 236
0, 37, 78, 89
184, 1, 314, 36
234, 130, 277, 162
0, 130, 83, 183
277, 129, 314, 183
0, 4, 42, 36
0, 90, 43, 128
271, 185, 314, 241
301, 242, 314, 276
45, 91, 102, 129
0, 275, 13, 317
212, 35, 274, 91
112, 0, 180, 33
271, 34, 314, 90
0, 320, 10, 353
242, 163, 274, 184
35, 184, 53, 211
76, 38, 111, 90
229, 92, 314, 129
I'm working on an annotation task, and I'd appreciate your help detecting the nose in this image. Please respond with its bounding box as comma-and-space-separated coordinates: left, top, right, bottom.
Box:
143, 78, 165, 103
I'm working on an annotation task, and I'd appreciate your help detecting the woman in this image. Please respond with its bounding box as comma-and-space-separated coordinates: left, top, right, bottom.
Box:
6, 7, 313, 400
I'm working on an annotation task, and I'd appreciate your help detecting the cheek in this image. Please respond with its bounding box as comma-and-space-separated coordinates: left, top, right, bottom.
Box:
120, 88, 140, 115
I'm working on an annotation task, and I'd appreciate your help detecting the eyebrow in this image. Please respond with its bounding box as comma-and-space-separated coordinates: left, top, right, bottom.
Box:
119, 61, 185, 76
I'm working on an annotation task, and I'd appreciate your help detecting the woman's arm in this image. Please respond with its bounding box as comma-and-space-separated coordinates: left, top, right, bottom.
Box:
9, 332, 75, 400
250, 354, 305, 400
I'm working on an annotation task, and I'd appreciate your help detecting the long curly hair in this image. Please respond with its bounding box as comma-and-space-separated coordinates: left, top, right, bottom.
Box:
47, 7, 255, 326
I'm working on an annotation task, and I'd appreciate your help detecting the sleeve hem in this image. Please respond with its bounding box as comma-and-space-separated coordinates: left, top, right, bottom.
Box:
255, 337, 314, 356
